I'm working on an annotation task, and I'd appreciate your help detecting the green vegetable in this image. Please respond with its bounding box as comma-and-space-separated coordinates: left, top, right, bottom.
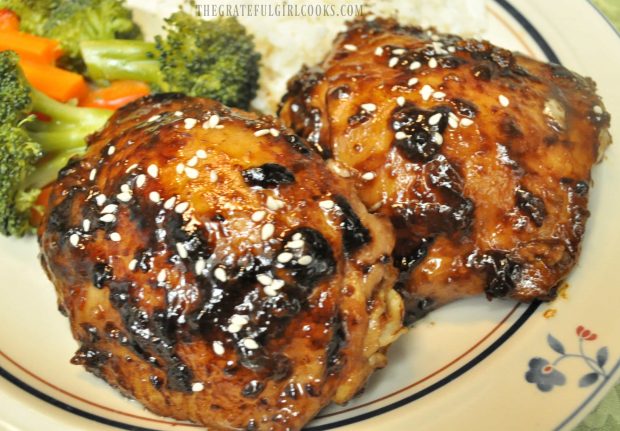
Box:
0, 0, 142, 72
0, 51, 112, 236
81, 12, 261, 109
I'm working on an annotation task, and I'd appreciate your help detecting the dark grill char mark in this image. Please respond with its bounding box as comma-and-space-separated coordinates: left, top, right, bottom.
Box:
469, 251, 523, 298
242, 164, 296, 188
333, 196, 371, 254
515, 186, 547, 227
391, 103, 450, 163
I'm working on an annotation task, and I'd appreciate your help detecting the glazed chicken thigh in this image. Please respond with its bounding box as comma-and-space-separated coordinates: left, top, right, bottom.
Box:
38, 94, 404, 430
279, 18, 611, 320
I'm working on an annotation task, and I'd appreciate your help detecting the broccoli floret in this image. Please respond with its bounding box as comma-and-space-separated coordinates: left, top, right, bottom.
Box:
0, 0, 52, 35
0, 0, 142, 72
43, 0, 143, 71
0, 51, 112, 236
81, 12, 261, 109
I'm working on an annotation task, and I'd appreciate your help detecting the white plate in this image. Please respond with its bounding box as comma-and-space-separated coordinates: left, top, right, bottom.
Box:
1, 1, 619, 430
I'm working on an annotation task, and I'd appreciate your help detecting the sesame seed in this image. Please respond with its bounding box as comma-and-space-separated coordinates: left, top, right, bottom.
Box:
231, 314, 249, 326
242, 338, 259, 350
286, 239, 304, 249
428, 113, 443, 126
185, 167, 199, 179
110, 232, 121, 242
187, 156, 198, 167
176, 163, 185, 174
242, 338, 260, 350
99, 214, 116, 223
192, 382, 204, 392
213, 341, 225, 356
95, 194, 106, 207
433, 132, 444, 145
101, 204, 117, 214
176, 242, 188, 259
264, 286, 278, 297
147, 114, 160, 122
196, 149, 207, 159
428, 57, 438, 68
291, 104, 299, 112
83, 219, 91, 232
147, 164, 158, 178
344, 44, 357, 51
277, 252, 294, 263
361, 172, 376, 181
107, 146, 116, 156
120, 184, 130, 193
254, 129, 270, 137
149, 191, 161, 203
388, 57, 399, 68
156, 269, 167, 283
184, 118, 197, 129
251, 210, 266, 222
261, 223, 275, 240
408, 77, 419, 87
257, 274, 273, 286
136, 174, 146, 188
89, 169, 97, 181
209, 114, 220, 128
227, 324, 242, 333
499, 95, 510, 107
69, 234, 79, 247
448, 46, 456, 53
292, 233, 302, 241
319, 200, 335, 210
164, 196, 176, 210
593, 105, 603, 115
175, 202, 189, 214
433, 91, 446, 100
126, 165, 138, 175
396, 96, 406, 107
374, 46, 384, 56
392, 48, 406, 55
269, 128, 280, 137
409, 61, 422, 70
195, 258, 206, 274
361, 103, 377, 112
266, 196, 285, 211
214, 267, 227, 282
209, 171, 218, 183
298, 255, 313, 266
174, 111, 183, 116
448, 113, 459, 129
420, 85, 434, 101
128, 259, 137, 271
460, 118, 474, 127
271, 279, 285, 290
395, 131, 408, 140
117, 192, 132, 203
328, 161, 352, 178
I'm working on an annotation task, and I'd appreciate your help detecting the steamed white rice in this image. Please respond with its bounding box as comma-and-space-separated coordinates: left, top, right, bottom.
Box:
128, 0, 487, 113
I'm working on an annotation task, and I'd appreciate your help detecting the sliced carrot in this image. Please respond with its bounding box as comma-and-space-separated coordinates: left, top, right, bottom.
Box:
0, 9, 20, 32
0, 31, 61, 64
19, 59, 88, 102
80, 80, 151, 110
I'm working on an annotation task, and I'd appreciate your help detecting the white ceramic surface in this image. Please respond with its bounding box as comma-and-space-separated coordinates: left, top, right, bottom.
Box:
1, 1, 619, 430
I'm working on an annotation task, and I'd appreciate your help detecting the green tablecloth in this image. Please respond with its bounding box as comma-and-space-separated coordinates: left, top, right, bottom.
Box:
575, 2, 619, 430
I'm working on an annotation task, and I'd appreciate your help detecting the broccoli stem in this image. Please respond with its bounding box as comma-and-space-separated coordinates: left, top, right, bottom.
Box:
27, 127, 97, 153
23, 148, 86, 190
80, 40, 163, 85
30, 88, 111, 127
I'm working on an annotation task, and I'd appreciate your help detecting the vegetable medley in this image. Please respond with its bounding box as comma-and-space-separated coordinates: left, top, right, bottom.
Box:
0, 0, 261, 236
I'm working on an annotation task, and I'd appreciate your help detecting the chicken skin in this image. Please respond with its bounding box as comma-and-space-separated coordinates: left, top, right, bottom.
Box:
38, 94, 404, 430
279, 18, 611, 321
